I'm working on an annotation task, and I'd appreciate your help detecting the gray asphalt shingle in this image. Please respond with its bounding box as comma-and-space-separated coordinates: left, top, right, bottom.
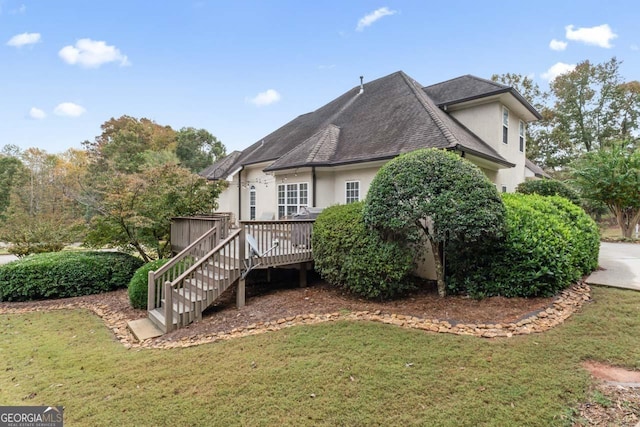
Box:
203, 71, 535, 176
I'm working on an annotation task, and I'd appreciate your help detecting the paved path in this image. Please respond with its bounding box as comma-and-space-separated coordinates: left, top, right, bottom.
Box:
0, 254, 18, 265
586, 242, 640, 291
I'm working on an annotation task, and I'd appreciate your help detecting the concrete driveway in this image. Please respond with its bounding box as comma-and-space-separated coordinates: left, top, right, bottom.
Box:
586, 242, 640, 291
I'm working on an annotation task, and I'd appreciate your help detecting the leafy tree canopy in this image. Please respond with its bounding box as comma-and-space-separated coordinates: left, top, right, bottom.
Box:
176, 127, 225, 173
571, 142, 640, 238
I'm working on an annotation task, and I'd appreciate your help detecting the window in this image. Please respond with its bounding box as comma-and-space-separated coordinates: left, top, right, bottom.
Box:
501, 185, 507, 193
249, 185, 256, 220
345, 181, 360, 204
519, 121, 525, 152
277, 182, 308, 218
502, 107, 509, 144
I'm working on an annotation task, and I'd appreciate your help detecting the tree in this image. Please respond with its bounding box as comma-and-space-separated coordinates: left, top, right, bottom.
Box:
83, 162, 225, 261
572, 142, 640, 238
0, 155, 25, 220
363, 149, 506, 296
0, 148, 86, 256
550, 58, 640, 165
176, 127, 226, 173
82, 115, 178, 174
79, 116, 227, 260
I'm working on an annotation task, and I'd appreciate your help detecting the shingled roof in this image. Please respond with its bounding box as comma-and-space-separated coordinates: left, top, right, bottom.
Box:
525, 158, 551, 179
423, 75, 542, 120
200, 150, 242, 180
204, 71, 526, 177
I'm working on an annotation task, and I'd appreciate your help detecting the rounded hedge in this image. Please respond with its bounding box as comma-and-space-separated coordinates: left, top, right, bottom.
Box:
516, 179, 581, 205
0, 251, 144, 302
312, 201, 415, 299
128, 258, 170, 309
447, 194, 599, 298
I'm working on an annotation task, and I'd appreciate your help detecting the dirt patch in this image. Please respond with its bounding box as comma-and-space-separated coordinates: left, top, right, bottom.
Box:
574, 361, 640, 426
583, 361, 640, 385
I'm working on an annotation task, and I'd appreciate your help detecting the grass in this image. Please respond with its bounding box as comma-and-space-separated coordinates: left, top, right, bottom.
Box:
1, 286, 640, 426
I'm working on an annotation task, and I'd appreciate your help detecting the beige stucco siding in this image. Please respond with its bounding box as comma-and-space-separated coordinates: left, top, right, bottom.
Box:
451, 101, 527, 192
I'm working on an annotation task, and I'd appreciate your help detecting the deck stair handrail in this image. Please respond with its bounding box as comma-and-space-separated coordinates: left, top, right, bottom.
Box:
159, 228, 242, 332
148, 225, 223, 312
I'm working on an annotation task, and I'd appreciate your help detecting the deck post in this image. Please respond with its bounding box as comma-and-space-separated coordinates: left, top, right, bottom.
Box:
148, 270, 155, 311
237, 278, 246, 308
237, 225, 246, 308
299, 262, 307, 288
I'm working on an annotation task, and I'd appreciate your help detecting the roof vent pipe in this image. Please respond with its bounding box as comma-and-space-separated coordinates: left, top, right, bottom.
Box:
359, 76, 364, 94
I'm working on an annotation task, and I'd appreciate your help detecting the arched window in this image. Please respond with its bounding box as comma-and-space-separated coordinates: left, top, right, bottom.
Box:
249, 185, 256, 220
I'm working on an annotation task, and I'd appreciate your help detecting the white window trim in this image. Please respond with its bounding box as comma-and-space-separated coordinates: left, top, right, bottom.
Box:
277, 182, 309, 218
502, 107, 509, 144
345, 180, 360, 204
519, 120, 525, 152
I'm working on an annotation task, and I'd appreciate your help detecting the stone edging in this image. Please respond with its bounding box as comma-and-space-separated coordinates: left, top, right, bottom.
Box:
0, 283, 591, 350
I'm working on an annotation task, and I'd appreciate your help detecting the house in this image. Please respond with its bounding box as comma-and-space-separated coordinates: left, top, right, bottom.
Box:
201, 71, 542, 223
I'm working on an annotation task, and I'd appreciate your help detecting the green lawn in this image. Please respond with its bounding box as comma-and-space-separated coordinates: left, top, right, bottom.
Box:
1, 286, 639, 426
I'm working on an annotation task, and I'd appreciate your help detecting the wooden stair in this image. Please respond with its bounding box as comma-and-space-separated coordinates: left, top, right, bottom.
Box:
144, 227, 244, 334
139, 219, 315, 337
147, 261, 240, 332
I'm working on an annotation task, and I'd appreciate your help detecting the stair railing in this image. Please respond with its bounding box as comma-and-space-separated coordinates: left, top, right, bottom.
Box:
163, 228, 242, 331
148, 225, 222, 312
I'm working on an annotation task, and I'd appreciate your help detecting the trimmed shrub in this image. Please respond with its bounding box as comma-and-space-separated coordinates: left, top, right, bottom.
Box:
312, 202, 414, 299
363, 148, 506, 297
128, 259, 170, 309
540, 196, 600, 275
0, 251, 143, 302
516, 179, 581, 205
447, 194, 599, 298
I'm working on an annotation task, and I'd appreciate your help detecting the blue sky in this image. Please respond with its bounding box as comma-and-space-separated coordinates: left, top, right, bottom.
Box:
2, 0, 639, 154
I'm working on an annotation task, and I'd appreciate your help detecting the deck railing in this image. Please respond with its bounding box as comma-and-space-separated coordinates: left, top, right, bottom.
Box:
170, 213, 232, 254
241, 220, 314, 267
146, 218, 316, 333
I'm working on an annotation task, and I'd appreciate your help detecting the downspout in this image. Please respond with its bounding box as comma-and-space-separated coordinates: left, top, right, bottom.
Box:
237, 167, 243, 221
312, 166, 316, 207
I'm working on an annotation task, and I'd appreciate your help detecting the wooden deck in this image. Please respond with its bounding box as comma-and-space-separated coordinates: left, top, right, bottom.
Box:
144, 219, 315, 333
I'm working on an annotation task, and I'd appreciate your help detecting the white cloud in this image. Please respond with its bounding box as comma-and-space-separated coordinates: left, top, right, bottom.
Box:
631, 44, 639, 51
54, 102, 86, 117
356, 7, 397, 32
29, 107, 46, 119
6, 32, 41, 47
58, 38, 130, 68
549, 39, 568, 51
541, 62, 576, 81
248, 89, 281, 107
565, 24, 617, 48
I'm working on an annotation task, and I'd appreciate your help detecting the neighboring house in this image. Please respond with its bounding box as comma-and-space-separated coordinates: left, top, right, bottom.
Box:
524, 158, 551, 180
201, 71, 543, 222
